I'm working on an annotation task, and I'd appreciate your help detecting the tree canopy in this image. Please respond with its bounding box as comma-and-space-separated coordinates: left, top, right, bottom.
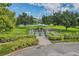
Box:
0, 3, 16, 32
16, 12, 35, 26
41, 10, 79, 30
0, 3, 11, 7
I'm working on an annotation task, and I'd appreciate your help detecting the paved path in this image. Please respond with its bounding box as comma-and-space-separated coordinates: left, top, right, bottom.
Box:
35, 31, 52, 46
7, 42, 79, 56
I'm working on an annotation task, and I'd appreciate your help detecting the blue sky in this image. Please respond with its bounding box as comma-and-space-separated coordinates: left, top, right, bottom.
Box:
8, 3, 79, 18
8, 3, 49, 18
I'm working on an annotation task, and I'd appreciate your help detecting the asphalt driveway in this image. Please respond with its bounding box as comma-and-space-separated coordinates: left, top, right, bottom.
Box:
7, 42, 79, 56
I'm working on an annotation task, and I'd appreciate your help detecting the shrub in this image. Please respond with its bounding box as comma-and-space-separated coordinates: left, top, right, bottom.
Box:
64, 33, 79, 39
47, 31, 79, 42
0, 36, 38, 55
47, 32, 64, 41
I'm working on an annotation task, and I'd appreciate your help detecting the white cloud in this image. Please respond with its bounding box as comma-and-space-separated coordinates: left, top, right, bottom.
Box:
65, 3, 79, 12
73, 3, 79, 8
29, 3, 42, 7
25, 11, 31, 15
29, 3, 60, 13
61, 7, 71, 12
29, 3, 79, 16
42, 3, 60, 13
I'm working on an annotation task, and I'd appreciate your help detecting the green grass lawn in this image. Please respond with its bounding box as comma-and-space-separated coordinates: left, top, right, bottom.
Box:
27, 25, 79, 43
45, 25, 79, 43
0, 25, 38, 55
0, 25, 79, 55
0, 26, 30, 38
44, 25, 79, 32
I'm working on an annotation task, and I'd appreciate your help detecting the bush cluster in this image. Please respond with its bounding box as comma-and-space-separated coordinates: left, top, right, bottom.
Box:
47, 32, 64, 41
0, 35, 33, 43
47, 32, 79, 42
64, 33, 79, 39
0, 35, 38, 55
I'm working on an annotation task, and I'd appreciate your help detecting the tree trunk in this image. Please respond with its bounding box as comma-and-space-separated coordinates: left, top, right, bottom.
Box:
66, 27, 68, 31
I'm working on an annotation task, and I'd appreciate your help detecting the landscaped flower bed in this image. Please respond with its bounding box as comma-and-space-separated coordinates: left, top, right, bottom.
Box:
0, 35, 38, 56
47, 31, 79, 42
